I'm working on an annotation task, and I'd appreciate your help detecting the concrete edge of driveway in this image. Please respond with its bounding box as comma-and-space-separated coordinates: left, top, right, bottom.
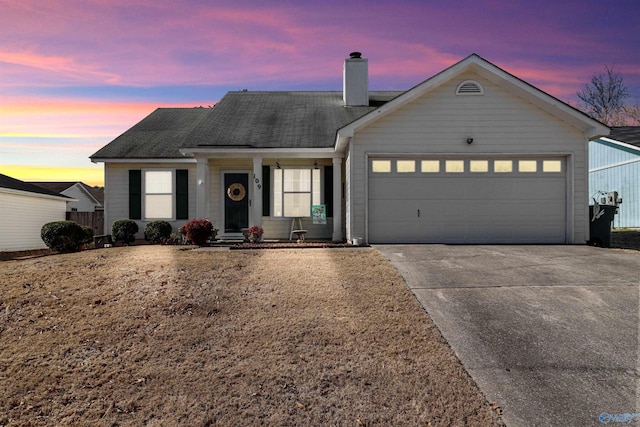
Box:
374, 244, 640, 427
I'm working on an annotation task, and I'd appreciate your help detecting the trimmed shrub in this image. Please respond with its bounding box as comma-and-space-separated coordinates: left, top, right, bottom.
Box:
81, 226, 94, 246
144, 220, 173, 244
41, 220, 86, 253
167, 232, 186, 245
112, 219, 139, 244
180, 218, 213, 246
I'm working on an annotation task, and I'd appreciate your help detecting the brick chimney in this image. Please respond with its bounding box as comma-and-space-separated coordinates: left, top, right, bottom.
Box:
343, 52, 369, 106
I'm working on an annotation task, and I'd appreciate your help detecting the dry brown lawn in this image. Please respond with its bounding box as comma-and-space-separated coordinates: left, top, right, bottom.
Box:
1, 246, 503, 426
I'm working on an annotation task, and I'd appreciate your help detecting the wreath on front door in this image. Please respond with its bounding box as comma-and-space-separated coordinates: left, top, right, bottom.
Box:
227, 183, 246, 201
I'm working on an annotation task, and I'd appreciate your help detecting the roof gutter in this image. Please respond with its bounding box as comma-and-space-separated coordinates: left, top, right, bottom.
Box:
0, 187, 77, 202
180, 147, 341, 159
91, 157, 197, 164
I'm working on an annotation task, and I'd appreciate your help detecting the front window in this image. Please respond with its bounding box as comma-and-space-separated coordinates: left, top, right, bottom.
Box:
273, 168, 321, 217
144, 170, 173, 219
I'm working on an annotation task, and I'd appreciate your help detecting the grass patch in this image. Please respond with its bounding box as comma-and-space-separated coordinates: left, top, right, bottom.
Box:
0, 246, 503, 425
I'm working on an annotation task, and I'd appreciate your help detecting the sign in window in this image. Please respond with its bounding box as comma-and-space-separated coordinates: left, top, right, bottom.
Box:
273, 168, 321, 217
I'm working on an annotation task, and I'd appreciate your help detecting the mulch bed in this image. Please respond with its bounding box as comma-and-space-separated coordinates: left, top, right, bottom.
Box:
229, 242, 366, 250
2, 231, 637, 260
611, 229, 640, 250
0, 248, 54, 261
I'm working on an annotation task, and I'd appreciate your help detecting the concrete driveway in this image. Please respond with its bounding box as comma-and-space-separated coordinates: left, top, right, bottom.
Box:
375, 245, 639, 427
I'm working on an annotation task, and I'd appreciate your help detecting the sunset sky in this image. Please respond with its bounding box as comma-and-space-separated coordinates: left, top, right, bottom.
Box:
2, 0, 639, 187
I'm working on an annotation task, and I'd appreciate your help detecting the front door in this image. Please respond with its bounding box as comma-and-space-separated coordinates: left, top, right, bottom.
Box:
224, 172, 249, 233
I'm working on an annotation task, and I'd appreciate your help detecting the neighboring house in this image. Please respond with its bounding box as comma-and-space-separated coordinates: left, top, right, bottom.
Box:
91, 53, 609, 244
29, 182, 104, 212
0, 174, 74, 251
589, 126, 640, 228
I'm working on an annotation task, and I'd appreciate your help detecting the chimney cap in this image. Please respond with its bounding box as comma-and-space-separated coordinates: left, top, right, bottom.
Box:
349, 51, 362, 59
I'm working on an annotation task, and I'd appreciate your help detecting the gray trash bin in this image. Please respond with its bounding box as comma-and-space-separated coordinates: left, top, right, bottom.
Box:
587, 204, 617, 247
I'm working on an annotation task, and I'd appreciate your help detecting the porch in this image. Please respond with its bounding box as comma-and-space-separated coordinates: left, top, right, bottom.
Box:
189, 154, 345, 242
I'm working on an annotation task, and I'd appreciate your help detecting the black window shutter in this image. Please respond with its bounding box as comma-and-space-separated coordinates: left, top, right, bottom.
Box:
324, 166, 333, 217
176, 169, 189, 219
262, 165, 270, 217
129, 170, 142, 219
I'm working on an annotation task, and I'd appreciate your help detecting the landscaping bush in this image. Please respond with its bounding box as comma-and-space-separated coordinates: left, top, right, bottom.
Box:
112, 219, 139, 244
41, 220, 86, 253
81, 226, 94, 246
180, 218, 213, 246
167, 232, 186, 245
144, 220, 173, 243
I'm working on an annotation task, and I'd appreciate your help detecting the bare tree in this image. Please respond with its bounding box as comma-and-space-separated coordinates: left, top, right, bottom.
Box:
577, 65, 630, 125
623, 103, 640, 125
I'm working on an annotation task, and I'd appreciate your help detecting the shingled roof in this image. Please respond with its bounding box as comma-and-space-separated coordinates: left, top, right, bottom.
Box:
186, 91, 400, 149
30, 182, 104, 204
608, 126, 640, 148
91, 107, 212, 159
90, 91, 401, 159
0, 174, 71, 198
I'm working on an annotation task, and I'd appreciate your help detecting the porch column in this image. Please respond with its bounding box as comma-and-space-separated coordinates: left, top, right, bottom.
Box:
252, 157, 263, 227
332, 157, 343, 241
196, 157, 210, 219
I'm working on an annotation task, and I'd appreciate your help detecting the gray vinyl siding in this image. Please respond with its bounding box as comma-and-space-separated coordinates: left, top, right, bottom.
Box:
261, 218, 334, 240
104, 162, 197, 237
204, 158, 335, 240
348, 71, 588, 243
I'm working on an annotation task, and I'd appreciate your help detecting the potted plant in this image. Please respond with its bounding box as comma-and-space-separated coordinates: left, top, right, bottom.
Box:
247, 225, 264, 243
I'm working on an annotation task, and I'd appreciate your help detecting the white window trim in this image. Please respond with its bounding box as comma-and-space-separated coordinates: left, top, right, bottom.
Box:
272, 166, 323, 218
142, 169, 176, 221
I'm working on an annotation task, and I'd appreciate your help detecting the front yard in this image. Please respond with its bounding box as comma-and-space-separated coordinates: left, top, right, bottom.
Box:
1, 246, 503, 426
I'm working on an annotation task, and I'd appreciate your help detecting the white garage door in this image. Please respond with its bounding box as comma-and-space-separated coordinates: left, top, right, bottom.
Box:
368, 157, 567, 244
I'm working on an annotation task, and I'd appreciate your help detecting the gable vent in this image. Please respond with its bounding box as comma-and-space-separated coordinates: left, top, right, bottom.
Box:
456, 80, 484, 95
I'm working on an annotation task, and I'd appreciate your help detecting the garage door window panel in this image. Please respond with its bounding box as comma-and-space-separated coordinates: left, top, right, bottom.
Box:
519, 160, 537, 172
421, 160, 440, 173
543, 160, 562, 172
445, 160, 464, 173
396, 160, 416, 173
371, 160, 391, 173
470, 160, 489, 172
494, 160, 513, 173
